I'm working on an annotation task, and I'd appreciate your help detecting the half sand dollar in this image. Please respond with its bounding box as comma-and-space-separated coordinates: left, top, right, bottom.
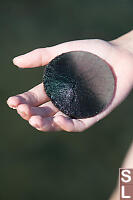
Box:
43, 51, 115, 119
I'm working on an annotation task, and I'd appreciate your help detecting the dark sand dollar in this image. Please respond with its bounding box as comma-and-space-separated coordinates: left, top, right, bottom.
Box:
43, 51, 115, 119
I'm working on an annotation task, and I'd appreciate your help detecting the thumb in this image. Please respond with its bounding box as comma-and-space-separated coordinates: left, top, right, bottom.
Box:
13, 39, 111, 68
13, 41, 82, 68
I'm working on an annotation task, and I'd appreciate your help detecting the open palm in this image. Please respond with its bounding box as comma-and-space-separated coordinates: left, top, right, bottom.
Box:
7, 39, 133, 132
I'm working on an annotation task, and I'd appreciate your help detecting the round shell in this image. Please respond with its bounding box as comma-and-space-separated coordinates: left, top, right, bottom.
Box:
43, 51, 115, 119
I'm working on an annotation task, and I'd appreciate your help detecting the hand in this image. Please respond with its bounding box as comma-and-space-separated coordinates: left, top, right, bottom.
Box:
7, 35, 133, 132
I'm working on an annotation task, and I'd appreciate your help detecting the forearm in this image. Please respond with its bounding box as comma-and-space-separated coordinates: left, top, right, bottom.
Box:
109, 143, 133, 200
109, 30, 133, 91
111, 30, 133, 54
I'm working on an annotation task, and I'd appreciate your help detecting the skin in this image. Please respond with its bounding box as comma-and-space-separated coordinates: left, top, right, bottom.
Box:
7, 30, 133, 199
7, 30, 133, 132
110, 143, 133, 200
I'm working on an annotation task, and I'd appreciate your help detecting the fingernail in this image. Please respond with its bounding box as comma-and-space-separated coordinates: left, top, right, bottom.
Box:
36, 125, 42, 130
7, 96, 16, 104
21, 112, 26, 118
7, 99, 17, 109
18, 110, 26, 117
13, 55, 22, 61
17, 106, 26, 117
31, 122, 41, 129
9, 105, 17, 109
13, 56, 24, 66
6, 97, 11, 104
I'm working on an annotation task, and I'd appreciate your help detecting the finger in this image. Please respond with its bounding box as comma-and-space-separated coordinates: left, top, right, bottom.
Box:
79, 117, 98, 129
53, 112, 86, 132
7, 83, 49, 109
29, 115, 62, 132
13, 42, 73, 68
17, 101, 59, 121
12, 40, 94, 68
13, 47, 55, 68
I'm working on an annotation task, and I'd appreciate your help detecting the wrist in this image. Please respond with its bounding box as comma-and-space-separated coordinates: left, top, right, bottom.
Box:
110, 30, 133, 54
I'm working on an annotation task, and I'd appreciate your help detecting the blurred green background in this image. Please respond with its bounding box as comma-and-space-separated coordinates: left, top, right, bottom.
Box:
1, 0, 133, 199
